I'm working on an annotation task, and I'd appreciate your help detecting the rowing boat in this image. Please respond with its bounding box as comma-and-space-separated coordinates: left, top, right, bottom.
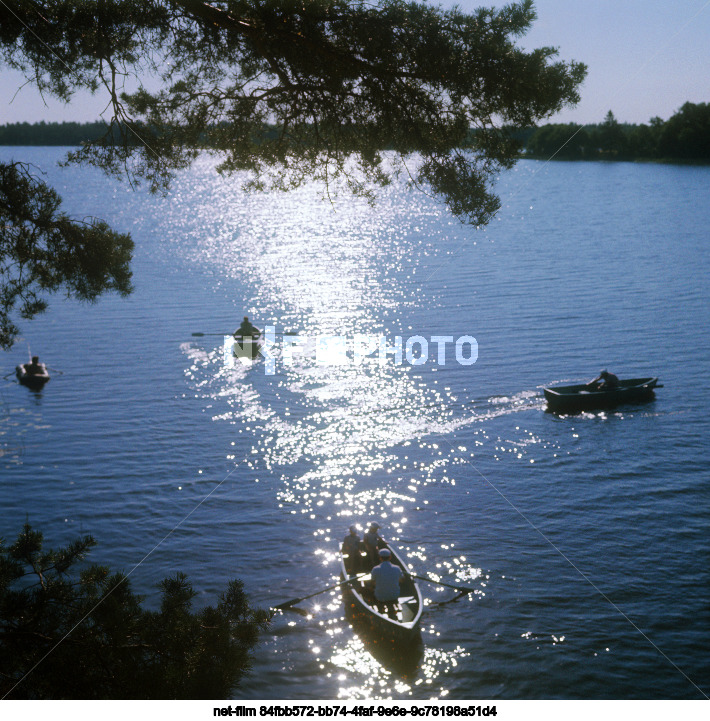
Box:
339, 540, 422, 644
543, 377, 659, 413
232, 334, 262, 361
16, 364, 50, 389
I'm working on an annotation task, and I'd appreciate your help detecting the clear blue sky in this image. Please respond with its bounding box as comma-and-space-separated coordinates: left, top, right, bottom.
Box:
1, 0, 709, 126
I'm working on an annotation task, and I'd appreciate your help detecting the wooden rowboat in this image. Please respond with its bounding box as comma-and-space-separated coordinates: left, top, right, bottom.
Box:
544, 377, 659, 413
339, 540, 422, 644
16, 364, 50, 389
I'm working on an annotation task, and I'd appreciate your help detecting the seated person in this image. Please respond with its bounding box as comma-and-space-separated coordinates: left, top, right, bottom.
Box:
235, 316, 260, 339
23, 356, 46, 376
369, 548, 404, 620
341, 525, 363, 575
587, 369, 619, 390
363, 522, 384, 566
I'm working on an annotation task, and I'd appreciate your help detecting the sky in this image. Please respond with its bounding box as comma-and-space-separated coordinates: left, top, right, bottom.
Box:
1, 0, 709, 127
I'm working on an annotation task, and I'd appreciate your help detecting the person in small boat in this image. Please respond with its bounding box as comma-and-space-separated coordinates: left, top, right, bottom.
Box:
234, 316, 260, 339
23, 356, 46, 376
369, 548, 404, 620
363, 522, 385, 566
587, 369, 619, 390
342, 525, 363, 575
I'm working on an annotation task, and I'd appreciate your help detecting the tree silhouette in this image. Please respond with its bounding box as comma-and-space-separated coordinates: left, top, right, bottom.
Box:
0, 0, 586, 345
0, 523, 270, 699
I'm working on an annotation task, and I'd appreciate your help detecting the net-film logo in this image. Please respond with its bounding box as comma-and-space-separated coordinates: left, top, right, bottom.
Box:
224, 327, 478, 375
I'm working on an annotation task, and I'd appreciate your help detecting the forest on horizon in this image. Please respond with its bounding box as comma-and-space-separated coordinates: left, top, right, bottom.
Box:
1, 101, 708, 163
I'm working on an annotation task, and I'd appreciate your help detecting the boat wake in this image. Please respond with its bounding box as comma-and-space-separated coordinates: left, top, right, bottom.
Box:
466, 389, 545, 420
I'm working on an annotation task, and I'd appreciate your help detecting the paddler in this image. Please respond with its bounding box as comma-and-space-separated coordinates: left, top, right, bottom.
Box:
586, 369, 619, 390
23, 356, 46, 375
234, 316, 260, 339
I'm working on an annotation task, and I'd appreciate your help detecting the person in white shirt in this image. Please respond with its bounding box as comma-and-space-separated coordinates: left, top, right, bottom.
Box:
370, 548, 404, 619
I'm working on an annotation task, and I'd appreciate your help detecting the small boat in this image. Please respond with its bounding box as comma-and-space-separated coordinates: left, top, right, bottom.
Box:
544, 377, 659, 413
232, 334, 262, 361
16, 364, 51, 389
339, 540, 422, 644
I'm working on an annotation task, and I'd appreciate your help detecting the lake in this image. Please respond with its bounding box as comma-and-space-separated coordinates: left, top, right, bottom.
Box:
1, 148, 708, 700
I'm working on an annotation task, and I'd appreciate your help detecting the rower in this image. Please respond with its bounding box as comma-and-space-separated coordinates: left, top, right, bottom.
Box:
587, 369, 619, 390
23, 356, 46, 376
235, 316, 260, 339
370, 548, 404, 620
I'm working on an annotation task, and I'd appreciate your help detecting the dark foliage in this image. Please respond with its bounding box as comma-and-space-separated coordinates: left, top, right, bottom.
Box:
525, 103, 710, 161
0, 0, 585, 220
0, 121, 112, 146
657, 102, 710, 160
0, 0, 587, 345
0, 161, 133, 349
0, 523, 270, 699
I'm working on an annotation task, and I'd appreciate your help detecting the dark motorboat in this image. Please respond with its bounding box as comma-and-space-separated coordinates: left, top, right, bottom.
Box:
339, 540, 422, 645
544, 377, 659, 413
16, 364, 50, 389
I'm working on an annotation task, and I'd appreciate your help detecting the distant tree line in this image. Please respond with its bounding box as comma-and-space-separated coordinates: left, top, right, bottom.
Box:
523, 102, 710, 161
0, 120, 282, 147
1, 101, 709, 163
0, 120, 111, 146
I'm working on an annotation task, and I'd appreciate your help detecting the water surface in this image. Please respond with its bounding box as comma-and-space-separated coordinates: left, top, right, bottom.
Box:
1, 149, 708, 699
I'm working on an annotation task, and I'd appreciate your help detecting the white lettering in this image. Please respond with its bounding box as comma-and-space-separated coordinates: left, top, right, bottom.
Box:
455, 336, 478, 365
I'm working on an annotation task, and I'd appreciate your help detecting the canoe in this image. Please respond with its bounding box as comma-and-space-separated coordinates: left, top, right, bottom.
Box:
16, 364, 51, 389
339, 539, 422, 644
544, 377, 659, 413
232, 334, 262, 360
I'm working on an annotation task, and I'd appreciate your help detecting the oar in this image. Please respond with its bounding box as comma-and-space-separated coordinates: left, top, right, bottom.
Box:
271, 572, 369, 612
192, 331, 299, 337
193, 332, 263, 337
409, 574, 477, 595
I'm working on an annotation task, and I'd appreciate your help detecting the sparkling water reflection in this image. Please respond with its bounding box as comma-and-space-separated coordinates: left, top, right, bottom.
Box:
168, 161, 491, 697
